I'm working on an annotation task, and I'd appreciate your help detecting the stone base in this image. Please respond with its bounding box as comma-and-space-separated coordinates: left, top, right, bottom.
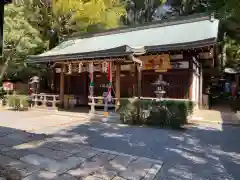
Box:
90, 111, 121, 124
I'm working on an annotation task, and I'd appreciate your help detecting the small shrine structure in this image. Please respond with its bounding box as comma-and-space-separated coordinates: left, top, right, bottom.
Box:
26, 14, 219, 113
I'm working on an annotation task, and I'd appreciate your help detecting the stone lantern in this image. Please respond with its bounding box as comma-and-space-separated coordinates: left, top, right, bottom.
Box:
152, 75, 169, 99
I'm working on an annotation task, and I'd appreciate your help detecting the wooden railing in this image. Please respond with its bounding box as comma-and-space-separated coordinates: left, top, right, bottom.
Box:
139, 97, 192, 101
88, 96, 116, 107
88, 96, 120, 113
88, 96, 192, 112
31, 93, 60, 109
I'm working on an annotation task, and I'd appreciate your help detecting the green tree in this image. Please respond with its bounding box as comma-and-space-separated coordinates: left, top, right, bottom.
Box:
1, 0, 127, 82
50, 0, 126, 39
123, 0, 166, 25
21, 0, 126, 47
0, 3, 45, 81
167, 0, 240, 68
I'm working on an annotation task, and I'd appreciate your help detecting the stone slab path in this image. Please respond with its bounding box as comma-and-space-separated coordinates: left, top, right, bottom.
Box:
188, 109, 240, 126
0, 128, 162, 180
0, 111, 240, 180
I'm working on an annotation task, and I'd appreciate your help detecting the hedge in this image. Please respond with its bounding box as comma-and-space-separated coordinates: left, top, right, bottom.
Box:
6, 95, 29, 111
117, 98, 194, 129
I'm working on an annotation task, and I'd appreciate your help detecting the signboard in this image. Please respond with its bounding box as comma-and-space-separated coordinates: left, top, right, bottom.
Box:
142, 54, 172, 72
3, 82, 13, 91
171, 61, 189, 69
170, 54, 183, 60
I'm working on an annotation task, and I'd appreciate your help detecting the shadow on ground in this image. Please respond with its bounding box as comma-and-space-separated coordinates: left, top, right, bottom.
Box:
0, 113, 239, 179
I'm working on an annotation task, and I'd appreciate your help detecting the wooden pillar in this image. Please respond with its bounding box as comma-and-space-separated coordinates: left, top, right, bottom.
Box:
60, 64, 65, 108
136, 64, 142, 123
115, 63, 121, 111
137, 65, 142, 98
199, 64, 203, 108
89, 62, 95, 113
133, 64, 138, 97
51, 68, 55, 93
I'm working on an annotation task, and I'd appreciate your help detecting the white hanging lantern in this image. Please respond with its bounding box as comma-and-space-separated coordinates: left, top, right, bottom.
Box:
102, 61, 108, 73
68, 63, 72, 74
78, 62, 83, 73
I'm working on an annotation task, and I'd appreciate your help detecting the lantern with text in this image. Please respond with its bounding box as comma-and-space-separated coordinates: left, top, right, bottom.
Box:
68, 63, 72, 74
78, 62, 83, 73
102, 61, 108, 73
3, 82, 13, 91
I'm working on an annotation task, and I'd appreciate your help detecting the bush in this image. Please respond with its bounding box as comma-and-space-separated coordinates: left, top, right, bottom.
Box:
117, 98, 194, 129
230, 98, 240, 112
6, 95, 29, 111
117, 98, 139, 125
0, 86, 6, 99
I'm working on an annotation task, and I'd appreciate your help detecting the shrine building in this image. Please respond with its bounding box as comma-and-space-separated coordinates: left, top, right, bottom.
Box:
27, 13, 219, 112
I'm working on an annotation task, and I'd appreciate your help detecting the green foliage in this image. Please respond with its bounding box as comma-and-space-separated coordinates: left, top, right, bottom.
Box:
1, 0, 126, 81
117, 98, 193, 129
0, 87, 6, 99
7, 94, 29, 110
1, 3, 45, 81
220, 36, 240, 67
51, 0, 126, 37
117, 98, 139, 124
124, 0, 165, 24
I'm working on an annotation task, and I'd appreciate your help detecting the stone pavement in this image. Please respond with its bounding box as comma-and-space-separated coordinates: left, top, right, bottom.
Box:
0, 110, 90, 133
188, 108, 240, 126
0, 126, 162, 180
0, 111, 240, 180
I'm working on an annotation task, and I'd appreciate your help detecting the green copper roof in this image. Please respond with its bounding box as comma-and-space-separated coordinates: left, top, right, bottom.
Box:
27, 14, 219, 63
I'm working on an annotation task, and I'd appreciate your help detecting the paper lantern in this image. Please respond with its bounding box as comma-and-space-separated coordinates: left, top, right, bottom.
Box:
102, 61, 108, 73
68, 63, 72, 74
78, 62, 83, 73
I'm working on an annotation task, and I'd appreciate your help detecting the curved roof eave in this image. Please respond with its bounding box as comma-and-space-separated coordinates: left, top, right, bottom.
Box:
27, 15, 219, 64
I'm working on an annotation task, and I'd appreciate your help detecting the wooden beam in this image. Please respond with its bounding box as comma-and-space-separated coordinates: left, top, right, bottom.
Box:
115, 63, 121, 111
60, 64, 65, 108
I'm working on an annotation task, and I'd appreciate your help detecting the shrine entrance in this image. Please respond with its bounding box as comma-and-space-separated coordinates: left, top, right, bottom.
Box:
55, 59, 140, 115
